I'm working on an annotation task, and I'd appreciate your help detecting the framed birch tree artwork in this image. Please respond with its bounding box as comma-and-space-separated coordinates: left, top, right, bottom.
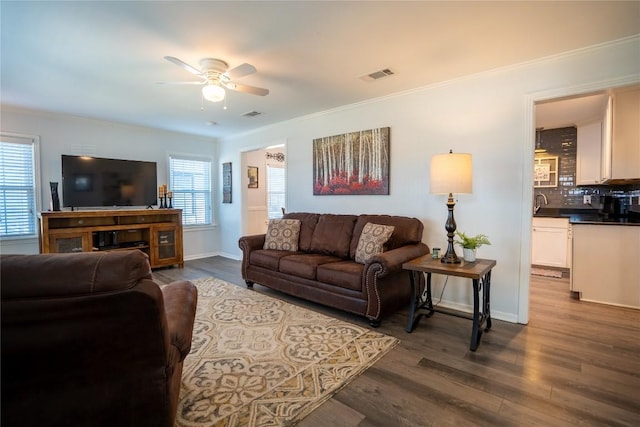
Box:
313, 127, 390, 195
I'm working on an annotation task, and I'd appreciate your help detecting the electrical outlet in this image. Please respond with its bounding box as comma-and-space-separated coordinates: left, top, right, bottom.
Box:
583, 195, 591, 204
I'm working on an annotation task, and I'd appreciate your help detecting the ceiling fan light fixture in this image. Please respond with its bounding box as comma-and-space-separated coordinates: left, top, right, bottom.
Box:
202, 82, 225, 102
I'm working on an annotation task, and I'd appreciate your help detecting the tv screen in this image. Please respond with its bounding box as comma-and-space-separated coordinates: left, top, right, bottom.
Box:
62, 155, 157, 208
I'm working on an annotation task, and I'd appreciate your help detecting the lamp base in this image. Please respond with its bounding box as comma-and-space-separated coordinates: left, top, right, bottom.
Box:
441, 192, 461, 264
441, 250, 461, 264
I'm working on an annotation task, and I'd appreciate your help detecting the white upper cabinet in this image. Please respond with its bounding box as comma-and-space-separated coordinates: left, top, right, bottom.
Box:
576, 120, 603, 185
605, 86, 640, 182
575, 86, 640, 184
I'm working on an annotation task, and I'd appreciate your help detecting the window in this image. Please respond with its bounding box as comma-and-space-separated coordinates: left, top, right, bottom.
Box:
266, 164, 285, 219
169, 155, 212, 226
0, 133, 39, 239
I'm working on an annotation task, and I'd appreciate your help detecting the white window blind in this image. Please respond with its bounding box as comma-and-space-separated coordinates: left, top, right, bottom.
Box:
267, 165, 285, 219
169, 155, 212, 226
0, 135, 37, 238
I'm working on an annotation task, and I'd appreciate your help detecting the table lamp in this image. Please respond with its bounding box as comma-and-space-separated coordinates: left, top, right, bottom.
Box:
430, 150, 473, 263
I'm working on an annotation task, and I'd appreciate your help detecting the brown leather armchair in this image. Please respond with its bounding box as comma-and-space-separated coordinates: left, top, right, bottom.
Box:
1, 250, 197, 427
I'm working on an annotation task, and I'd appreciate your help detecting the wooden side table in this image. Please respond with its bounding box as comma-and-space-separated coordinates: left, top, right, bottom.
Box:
402, 255, 497, 351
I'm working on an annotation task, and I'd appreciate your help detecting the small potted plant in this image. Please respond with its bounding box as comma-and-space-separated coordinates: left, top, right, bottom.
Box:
455, 231, 491, 262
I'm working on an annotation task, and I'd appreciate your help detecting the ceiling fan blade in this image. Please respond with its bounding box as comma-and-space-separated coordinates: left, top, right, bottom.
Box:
225, 82, 269, 96
226, 63, 256, 80
164, 56, 202, 76
156, 81, 204, 85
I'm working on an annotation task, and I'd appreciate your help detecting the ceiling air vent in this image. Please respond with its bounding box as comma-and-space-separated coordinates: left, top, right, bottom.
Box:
360, 68, 396, 82
242, 111, 262, 118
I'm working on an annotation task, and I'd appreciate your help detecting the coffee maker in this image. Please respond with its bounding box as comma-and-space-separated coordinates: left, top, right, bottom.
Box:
598, 195, 629, 218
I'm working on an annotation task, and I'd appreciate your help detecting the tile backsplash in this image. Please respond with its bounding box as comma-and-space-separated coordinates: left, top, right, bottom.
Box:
533, 127, 639, 209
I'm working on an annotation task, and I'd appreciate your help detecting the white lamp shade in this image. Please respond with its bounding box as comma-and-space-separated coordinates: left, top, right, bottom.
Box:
202, 83, 226, 102
430, 152, 473, 194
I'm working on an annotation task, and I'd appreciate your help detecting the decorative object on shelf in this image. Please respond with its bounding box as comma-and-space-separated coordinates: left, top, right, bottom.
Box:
454, 231, 491, 263
431, 247, 441, 259
430, 150, 473, 264
222, 162, 232, 203
158, 184, 171, 208
49, 182, 60, 211
266, 152, 285, 162
313, 127, 390, 195
248, 166, 258, 188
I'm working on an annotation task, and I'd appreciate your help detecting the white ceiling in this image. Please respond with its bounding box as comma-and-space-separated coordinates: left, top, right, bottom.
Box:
2, 1, 639, 139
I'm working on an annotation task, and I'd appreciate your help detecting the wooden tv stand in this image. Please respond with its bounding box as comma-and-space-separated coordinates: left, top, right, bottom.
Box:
39, 209, 183, 269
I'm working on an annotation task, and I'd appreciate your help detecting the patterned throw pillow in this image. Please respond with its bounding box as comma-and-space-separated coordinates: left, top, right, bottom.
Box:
263, 219, 301, 251
355, 222, 395, 264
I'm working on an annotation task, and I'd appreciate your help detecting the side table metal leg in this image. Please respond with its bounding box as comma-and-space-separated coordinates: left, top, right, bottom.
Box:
470, 278, 481, 352
406, 271, 432, 333
406, 271, 418, 332
484, 270, 492, 331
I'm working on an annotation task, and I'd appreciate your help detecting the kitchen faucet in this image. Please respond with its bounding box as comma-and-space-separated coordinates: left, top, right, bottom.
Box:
534, 193, 548, 214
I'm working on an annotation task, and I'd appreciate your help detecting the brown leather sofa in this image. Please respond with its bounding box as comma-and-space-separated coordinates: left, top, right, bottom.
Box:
239, 213, 428, 326
1, 250, 197, 427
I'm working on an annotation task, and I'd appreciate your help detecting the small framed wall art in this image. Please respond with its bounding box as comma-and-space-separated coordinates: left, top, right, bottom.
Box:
222, 162, 232, 203
248, 166, 258, 188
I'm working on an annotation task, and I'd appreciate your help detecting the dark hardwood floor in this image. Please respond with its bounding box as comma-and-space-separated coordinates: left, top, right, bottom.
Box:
153, 257, 640, 426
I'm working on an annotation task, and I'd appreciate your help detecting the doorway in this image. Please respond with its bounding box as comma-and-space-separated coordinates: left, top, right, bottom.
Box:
241, 144, 287, 236
521, 79, 639, 323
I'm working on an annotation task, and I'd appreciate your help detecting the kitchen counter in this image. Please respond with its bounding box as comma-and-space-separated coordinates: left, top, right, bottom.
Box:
534, 208, 640, 226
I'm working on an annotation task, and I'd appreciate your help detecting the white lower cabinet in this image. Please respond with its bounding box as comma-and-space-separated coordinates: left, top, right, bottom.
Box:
571, 224, 640, 308
531, 217, 571, 268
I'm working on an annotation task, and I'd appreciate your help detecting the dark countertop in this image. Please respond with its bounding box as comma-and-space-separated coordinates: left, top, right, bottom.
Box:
534, 208, 640, 226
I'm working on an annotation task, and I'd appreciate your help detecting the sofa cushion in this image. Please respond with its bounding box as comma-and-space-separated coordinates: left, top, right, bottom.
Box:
263, 219, 301, 251
350, 215, 424, 259
316, 261, 364, 292
279, 254, 342, 280
250, 249, 295, 271
354, 223, 395, 264
282, 212, 320, 252
309, 214, 357, 258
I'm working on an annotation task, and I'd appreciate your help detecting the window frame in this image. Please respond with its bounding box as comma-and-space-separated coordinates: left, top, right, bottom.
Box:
168, 153, 213, 227
0, 131, 41, 241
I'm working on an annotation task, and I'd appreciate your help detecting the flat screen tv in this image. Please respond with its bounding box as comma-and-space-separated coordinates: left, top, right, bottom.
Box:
62, 155, 157, 208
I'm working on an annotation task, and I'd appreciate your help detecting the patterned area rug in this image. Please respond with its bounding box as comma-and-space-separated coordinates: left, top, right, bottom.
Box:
176, 277, 399, 427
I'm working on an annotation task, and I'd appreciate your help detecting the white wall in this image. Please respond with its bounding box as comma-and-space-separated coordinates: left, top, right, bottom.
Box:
0, 108, 220, 259
219, 36, 640, 324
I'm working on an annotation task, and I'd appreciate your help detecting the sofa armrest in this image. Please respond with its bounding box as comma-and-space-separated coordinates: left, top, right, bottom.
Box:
365, 242, 430, 277
238, 234, 266, 252
363, 243, 429, 322
161, 281, 198, 361
238, 234, 266, 281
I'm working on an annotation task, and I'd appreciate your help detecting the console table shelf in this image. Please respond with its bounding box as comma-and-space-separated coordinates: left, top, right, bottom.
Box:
39, 209, 183, 269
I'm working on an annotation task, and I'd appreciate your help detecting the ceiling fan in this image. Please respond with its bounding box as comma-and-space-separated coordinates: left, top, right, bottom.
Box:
160, 56, 269, 102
